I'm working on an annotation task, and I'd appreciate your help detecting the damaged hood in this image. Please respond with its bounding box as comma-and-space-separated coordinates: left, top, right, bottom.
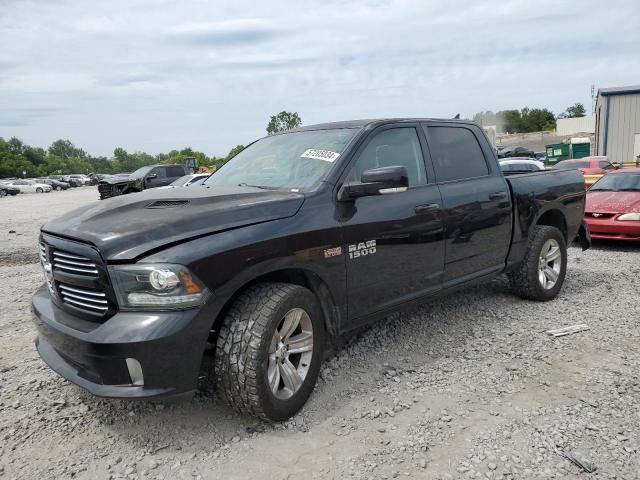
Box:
42, 186, 305, 261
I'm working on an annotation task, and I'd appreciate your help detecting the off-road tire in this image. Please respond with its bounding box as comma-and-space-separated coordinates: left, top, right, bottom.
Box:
508, 225, 567, 301
214, 283, 324, 421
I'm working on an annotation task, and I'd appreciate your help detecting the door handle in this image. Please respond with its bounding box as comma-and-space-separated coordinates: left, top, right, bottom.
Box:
414, 203, 440, 214
489, 191, 508, 200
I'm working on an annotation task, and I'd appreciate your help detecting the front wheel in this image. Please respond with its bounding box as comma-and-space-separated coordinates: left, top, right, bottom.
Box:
508, 225, 567, 301
214, 283, 324, 421
36, 187, 43, 193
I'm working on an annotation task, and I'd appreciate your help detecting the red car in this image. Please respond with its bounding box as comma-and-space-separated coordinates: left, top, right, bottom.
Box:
554, 156, 617, 175
584, 168, 640, 241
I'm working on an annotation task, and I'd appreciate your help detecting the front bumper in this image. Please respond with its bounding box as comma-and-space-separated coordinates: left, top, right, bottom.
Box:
584, 217, 640, 242
32, 285, 213, 398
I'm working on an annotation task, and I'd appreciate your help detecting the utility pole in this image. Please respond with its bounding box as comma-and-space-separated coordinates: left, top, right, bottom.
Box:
591, 85, 596, 115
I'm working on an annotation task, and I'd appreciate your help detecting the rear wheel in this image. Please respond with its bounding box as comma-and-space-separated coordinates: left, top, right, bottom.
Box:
214, 283, 324, 421
0, 189, 6, 197
508, 225, 567, 301
56, 186, 62, 191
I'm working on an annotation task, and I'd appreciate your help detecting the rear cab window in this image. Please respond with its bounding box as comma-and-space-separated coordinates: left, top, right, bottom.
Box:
425, 125, 490, 182
167, 166, 185, 177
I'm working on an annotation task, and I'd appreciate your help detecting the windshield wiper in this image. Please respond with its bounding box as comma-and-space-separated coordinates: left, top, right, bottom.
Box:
589, 188, 612, 191
237, 183, 278, 190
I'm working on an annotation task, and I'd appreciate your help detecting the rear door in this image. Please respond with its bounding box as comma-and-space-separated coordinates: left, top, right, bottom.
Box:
423, 122, 512, 284
338, 124, 445, 323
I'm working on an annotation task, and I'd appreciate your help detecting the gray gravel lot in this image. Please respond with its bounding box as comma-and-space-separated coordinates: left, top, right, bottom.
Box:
1, 188, 639, 479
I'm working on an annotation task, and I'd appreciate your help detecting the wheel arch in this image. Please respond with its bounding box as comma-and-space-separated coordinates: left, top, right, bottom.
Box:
535, 209, 568, 241
209, 267, 342, 343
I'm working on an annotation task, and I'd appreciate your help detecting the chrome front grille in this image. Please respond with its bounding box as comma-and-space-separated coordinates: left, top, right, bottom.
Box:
53, 251, 99, 275
58, 284, 108, 313
40, 235, 114, 321
39, 243, 56, 297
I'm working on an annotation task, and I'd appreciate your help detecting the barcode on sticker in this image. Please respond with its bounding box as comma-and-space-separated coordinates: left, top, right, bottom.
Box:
301, 149, 340, 162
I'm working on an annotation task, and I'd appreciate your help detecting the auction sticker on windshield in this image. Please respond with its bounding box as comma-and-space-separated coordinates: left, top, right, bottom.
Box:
301, 149, 340, 162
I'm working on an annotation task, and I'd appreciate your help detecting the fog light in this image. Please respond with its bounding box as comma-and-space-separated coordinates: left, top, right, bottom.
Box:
125, 358, 144, 386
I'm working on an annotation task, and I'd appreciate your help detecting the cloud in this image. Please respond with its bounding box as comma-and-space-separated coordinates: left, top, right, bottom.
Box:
166, 18, 282, 46
75, 15, 117, 34
0, 0, 638, 156
0, 107, 63, 127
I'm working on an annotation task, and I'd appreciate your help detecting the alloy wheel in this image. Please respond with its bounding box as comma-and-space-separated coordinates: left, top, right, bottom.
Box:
538, 238, 561, 289
267, 308, 314, 400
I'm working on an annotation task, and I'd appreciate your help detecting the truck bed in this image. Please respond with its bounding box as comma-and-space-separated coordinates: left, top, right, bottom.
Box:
504, 169, 586, 269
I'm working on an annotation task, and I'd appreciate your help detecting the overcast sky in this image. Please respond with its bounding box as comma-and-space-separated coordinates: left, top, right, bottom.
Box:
1, 0, 639, 157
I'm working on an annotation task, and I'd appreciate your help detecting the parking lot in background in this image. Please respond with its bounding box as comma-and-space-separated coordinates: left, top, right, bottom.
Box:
0, 188, 639, 479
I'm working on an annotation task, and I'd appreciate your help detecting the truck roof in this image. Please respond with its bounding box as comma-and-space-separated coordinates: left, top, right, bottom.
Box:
288, 118, 475, 132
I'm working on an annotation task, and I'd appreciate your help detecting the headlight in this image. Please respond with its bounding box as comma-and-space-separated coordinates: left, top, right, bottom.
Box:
617, 212, 640, 221
109, 264, 207, 310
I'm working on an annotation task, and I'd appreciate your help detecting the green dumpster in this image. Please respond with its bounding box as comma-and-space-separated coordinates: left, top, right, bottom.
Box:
570, 140, 590, 159
545, 143, 570, 165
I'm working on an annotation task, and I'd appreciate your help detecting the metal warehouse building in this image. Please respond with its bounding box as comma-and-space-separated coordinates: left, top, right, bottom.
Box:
594, 85, 640, 165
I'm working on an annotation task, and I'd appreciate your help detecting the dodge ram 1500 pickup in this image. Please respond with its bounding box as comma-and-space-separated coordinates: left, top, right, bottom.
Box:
32, 118, 591, 420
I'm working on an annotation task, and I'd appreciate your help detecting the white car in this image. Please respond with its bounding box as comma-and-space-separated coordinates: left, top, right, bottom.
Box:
499, 157, 545, 174
156, 173, 210, 189
5, 179, 52, 193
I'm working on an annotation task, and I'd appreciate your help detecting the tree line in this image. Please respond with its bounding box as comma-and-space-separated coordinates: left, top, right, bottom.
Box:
0, 111, 304, 179
473, 103, 586, 134
0, 137, 245, 179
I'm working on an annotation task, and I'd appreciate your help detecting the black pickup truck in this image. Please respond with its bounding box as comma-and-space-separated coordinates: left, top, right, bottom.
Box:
32, 119, 590, 421
97, 164, 187, 199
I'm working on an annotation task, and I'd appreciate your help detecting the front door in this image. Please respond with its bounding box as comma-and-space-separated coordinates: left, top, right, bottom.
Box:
146, 167, 170, 188
338, 125, 445, 323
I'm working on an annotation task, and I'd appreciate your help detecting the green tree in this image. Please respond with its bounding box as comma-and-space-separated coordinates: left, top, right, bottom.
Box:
0, 136, 237, 179
48, 139, 86, 160
266, 111, 302, 135
7, 137, 25, 155
502, 110, 522, 132
558, 102, 586, 119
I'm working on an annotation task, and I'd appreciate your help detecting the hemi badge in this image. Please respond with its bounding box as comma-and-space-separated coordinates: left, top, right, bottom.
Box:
324, 247, 342, 258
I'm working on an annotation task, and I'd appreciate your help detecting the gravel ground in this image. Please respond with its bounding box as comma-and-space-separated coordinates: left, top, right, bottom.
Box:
1, 188, 639, 480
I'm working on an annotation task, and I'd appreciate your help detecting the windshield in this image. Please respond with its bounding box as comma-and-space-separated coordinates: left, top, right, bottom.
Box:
590, 174, 640, 191
204, 129, 357, 191
130, 166, 154, 178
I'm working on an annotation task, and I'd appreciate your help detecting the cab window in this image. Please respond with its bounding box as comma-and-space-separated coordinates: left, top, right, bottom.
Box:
427, 126, 489, 182
167, 166, 185, 177
151, 167, 167, 178
346, 127, 427, 187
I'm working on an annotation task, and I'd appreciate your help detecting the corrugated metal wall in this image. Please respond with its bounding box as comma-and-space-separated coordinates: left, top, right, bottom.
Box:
556, 116, 595, 136
596, 92, 640, 164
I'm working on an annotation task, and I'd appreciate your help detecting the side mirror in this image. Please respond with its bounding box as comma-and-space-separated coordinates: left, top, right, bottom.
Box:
146, 173, 157, 180
338, 166, 408, 201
